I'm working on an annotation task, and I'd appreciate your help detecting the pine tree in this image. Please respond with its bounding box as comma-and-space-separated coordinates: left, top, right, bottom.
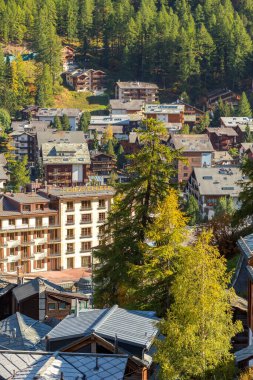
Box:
180, 124, 190, 134
93, 119, 183, 307
106, 139, 115, 156
186, 194, 201, 225
53, 116, 62, 130
245, 124, 253, 142
78, 112, 91, 133
238, 92, 252, 117
92, 130, 99, 150
215, 196, 235, 217
131, 189, 188, 315
61, 114, 71, 131
0, 108, 11, 132
36, 64, 54, 108
9, 155, 30, 192
155, 231, 242, 380
117, 144, 125, 169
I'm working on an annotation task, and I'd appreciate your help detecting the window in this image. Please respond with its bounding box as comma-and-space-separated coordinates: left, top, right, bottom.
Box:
10, 248, 16, 256
183, 173, 188, 177
98, 199, 105, 208
9, 233, 15, 241
22, 218, 28, 225
9, 262, 18, 272
98, 213, 106, 222
81, 200, 91, 210
66, 243, 74, 254
67, 229, 74, 239
81, 227, 91, 237
36, 245, 43, 253
81, 256, 91, 267
81, 214, 92, 224
67, 257, 74, 269
98, 226, 105, 236
66, 202, 74, 211
36, 218, 42, 227
9, 219, 15, 226
49, 216, 55, 225
48, 303, 56, 311
59, 302, 67, 310
36, 260, 44, 269
183, 166, 188, 170
66, 215, 74, 225
36, 204, 44, 211
81, 241, 91, 252
35, 230, 43, 238
23, 205, 31, 211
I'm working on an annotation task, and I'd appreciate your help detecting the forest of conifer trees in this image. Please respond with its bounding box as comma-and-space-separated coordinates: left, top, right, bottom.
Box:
0, 0, 252, 99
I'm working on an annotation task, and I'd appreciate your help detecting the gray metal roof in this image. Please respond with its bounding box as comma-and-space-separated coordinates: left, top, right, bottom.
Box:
207, 127, 238, 136
110, 99, 144, 111
192, 166, 245, 197
235, 343, 253, 363
36, 130, 85, 150
0, 351, 128, 379
116, 81, 158, 89
37, 108, 81, 118
0, 313, 52, 351
237, 234, 253, 259
4, 193, 50, 204
13, 278, 65, 302
48, 305, 159, 349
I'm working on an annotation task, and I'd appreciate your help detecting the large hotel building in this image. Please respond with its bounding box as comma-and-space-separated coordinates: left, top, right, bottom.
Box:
0, 186, 114, 274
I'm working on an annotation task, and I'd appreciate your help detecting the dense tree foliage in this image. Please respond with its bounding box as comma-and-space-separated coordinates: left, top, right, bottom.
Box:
93, 119, 183, 307
0, 0, 252, 98
156, 231, 242, 380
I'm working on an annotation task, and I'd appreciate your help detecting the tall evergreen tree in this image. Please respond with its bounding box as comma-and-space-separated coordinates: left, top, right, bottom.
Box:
156, 231, 242, 380
36, 64, 54, 107
61, 114, 71, 131
9, 155, 30, 192
93, 119, 183, 307
238, 92, 252, 117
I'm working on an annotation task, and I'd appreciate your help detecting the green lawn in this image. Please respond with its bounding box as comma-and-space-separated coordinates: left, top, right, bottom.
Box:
54, 87, 109, 112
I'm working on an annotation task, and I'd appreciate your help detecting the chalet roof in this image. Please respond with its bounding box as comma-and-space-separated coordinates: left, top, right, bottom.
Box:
41, 142, 90, 165
191, 166, 245, 197
207, 127, 238, 136
170, 134, 213, 152
41, 185, 115, 199
13, 278, 65, 302
36, 130, 85, 150
110, 99, 144, 111
220, 116, 253, 128
212, 151, 233, 163
145, 103, 184, 114
116, 81, 158, 90
37, 108, 81, 118
47, 305, 159, 350
11, 121, 50, 135
90, 115, 130, 126
0, 312, 52, 351
4, 193, 49, 204
237, 233, 253, 260
172, 100, 204, 114
0, 351, 128, 380
0, 196, 57, 218
88, 125, 124, 134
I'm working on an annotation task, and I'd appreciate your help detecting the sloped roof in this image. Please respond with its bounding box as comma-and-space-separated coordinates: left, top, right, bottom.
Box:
235, 344, 253, 363
170, 134, 213, 152
0, 312, 52, 351
13, 278, 65, 302
41, 142, 91, 165
36, 130, 85, 150
207, 127, 238, 136
48, 305, 159, 349
0, 351, 128, 380
116, 81, 158, 89
110, 99, 144, 111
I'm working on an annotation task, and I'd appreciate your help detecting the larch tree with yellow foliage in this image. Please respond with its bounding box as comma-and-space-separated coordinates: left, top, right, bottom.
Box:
130, 189, 188, 316
156, 231, 242, 380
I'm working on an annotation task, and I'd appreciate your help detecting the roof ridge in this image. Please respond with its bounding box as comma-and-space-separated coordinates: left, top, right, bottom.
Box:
92, 305, 118, 333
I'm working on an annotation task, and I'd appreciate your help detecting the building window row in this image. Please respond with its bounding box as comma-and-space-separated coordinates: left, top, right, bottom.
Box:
66, 199, 106, 212
65, 213, 106, 225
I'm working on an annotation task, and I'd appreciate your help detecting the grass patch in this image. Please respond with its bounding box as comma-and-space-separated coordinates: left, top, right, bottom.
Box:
227, 253, 240, 273
53, 87, 108, 112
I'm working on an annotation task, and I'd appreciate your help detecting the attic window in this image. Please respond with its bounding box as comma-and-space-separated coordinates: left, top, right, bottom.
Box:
59, 302, 67, 310
202, 176, 213, 180
222, 186, 234, 190
48, 303, 56, 311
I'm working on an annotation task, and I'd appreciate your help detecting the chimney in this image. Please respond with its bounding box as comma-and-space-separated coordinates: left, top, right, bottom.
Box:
75, 298, 79, 317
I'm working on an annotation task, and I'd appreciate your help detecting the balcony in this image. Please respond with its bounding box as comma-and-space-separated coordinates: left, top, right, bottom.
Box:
49, 237, 61, 243
8, 253, 21, 262
80, 207, 92, 211
34, 251, 47, 260
48, 252, 61, 257
66, 250, 75, 255
80, 220, 92, 225
66, 222, 74, 226
66, 208, 74, 212
97, 206, 106, 210
80, 235, 92, 239
35, 237, 47, 245
80, 249, 91, 253
98, 219, 106, 224
66, 236, 75, 240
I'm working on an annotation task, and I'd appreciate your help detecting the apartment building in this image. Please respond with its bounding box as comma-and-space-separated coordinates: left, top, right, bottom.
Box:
144, 103, 185, 124
40, 186, 114, 271
36, 108, 82, 131
65, 69, 106, 93
0, 186, 114, 275
115, 81, 159, 102
0, 193, 60, 274
41, 142, 91, 187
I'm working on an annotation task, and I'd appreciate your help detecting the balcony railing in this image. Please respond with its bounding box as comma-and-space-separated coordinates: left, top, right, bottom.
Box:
66, 250, 75, 255
80, 220, 92, 224
80, 235, 92, 239
66, 236, 75, 240
80, 207, 92, 211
